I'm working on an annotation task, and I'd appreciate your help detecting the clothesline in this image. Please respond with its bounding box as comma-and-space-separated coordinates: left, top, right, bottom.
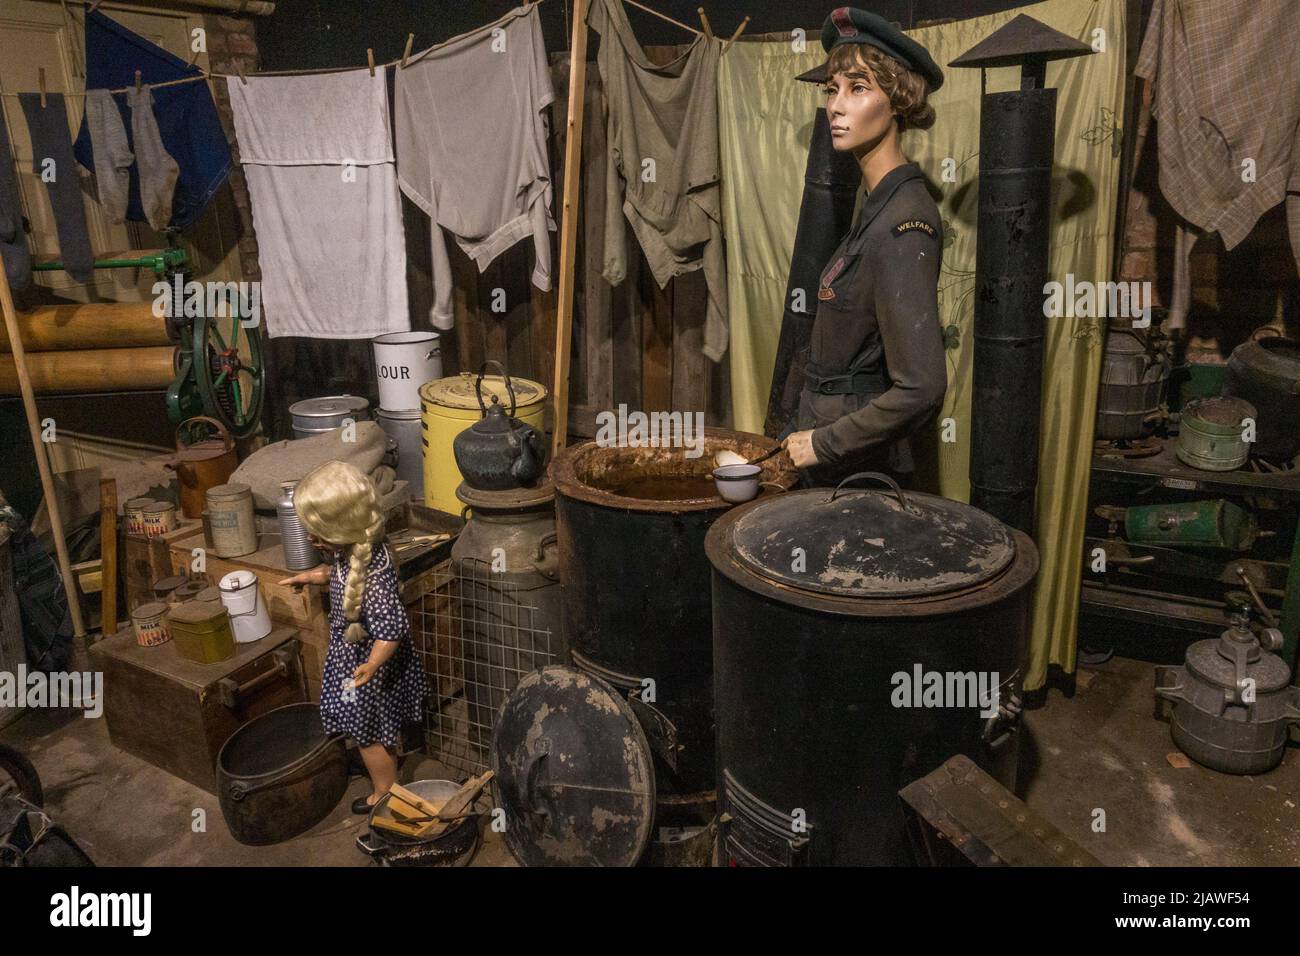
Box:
1, 0, 748, 100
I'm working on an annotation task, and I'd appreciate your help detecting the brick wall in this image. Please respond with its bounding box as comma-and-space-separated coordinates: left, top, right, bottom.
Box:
203, 14, 260, 283
1118, 80, 1298, 357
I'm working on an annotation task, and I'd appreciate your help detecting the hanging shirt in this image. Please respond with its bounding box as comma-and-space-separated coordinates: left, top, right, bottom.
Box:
225, 69, 410, 339
394, 4, 556, 331
1136, 0, 1300, 287
587, 0, 729, 362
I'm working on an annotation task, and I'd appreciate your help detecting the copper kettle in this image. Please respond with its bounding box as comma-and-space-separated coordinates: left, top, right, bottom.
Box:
167, 416, 238, 518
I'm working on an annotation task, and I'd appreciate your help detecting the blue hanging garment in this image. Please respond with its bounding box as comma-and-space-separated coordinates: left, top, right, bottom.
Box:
73, 9, 231, 232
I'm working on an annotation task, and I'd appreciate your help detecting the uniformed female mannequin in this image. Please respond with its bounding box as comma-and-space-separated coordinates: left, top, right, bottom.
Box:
782, 8, 948, 488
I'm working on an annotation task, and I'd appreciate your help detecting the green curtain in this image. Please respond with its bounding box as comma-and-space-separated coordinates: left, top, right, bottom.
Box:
719, 0, 1127, 689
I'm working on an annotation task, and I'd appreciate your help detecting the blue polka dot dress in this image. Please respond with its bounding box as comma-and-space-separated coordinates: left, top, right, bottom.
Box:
319, 544, 426, 749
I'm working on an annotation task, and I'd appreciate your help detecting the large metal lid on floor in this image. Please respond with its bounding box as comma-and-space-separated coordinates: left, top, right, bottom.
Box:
491, 665, 655, 867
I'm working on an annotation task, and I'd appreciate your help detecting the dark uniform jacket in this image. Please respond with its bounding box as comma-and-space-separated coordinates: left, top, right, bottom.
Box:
797, 162, 947, 485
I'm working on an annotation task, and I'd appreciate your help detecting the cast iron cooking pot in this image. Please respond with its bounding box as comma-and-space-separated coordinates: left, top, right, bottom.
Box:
355, 779, 480, 866
216, 703, 349, 846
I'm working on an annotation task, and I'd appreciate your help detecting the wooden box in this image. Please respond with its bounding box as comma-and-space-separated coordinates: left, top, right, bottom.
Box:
122, 519, 203, 614
898, 755, 1102, 867
88, 626, 307, 792
166, 532, 331, 701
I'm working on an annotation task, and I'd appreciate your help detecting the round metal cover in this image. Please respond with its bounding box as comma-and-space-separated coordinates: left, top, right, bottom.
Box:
418, 374, 547, 412
729, 477, 1016, 598
491, 666, 654, 867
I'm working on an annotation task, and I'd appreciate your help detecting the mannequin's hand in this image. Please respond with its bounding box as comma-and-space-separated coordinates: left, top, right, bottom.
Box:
783, 430, 820, 469
352, 661, 379, 688
278, 564, 330, 587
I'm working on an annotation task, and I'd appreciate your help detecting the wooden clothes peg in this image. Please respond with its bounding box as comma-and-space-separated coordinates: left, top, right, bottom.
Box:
697, 7, 714, 39
724, 16, 750, 52
400, 34, 414, 69
39, 68, 47, 108
367, 48, 376, 77
237, 64, 247, 85
134, 69, 142, 92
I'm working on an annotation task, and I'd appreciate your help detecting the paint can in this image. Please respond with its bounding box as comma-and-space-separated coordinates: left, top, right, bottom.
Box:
124, 498, 154, 536
143, 501, 177, 538
206, 483, 258, 558
131, 602, 171, 648
372, 331, 442, 412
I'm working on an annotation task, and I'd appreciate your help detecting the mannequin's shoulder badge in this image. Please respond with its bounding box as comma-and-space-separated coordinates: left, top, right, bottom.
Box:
891, 219, 937, 239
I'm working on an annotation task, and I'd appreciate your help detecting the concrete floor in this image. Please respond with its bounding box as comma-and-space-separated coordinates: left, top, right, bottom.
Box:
2, 655, 1297, 866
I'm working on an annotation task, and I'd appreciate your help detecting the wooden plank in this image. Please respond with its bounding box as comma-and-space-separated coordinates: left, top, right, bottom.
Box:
581, 75, 613, 417
550, 0, 591, 456
671, 270, 708, 414
99, 478, 118, 636
641, 269, 673, 412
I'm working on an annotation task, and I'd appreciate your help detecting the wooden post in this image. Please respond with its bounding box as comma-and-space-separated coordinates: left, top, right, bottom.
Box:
99, 478, 119, 637
550, 0, 590, 457
0, 263, 86, 638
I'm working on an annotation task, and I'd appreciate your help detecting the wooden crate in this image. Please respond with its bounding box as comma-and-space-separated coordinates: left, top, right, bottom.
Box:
88, 626, 307, 792
166, 533, 331, 700
122, 519, 203, 614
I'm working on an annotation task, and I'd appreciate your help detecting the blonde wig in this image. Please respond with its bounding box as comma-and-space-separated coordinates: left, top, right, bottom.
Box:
293, 460, 384, 643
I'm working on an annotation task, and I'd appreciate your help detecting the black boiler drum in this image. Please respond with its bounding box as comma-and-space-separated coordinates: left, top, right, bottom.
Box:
705, 473, 1039, 866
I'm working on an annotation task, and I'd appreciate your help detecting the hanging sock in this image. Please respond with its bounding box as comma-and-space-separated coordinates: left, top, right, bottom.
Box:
83, 89, 134, 224
0, 106, 33, 292
73, 9, 231, 232
125, 86, 180, 231
19, 93, 94, 283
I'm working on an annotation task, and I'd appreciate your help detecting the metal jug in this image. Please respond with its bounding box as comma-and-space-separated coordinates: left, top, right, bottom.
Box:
168, 416, 238, 518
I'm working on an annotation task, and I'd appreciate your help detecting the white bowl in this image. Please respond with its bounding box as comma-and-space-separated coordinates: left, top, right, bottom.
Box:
712, 463, 762, 503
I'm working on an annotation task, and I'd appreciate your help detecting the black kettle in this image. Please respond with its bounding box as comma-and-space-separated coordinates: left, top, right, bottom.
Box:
453, 361, 545, 491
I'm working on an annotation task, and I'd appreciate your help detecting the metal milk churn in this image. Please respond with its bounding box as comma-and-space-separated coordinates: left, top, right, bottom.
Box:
451, 480, 565, 754
277, 481, 322, 571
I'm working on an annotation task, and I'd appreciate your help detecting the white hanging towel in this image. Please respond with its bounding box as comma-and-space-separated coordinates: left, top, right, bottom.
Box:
226, 69, 409, 339
394, 4, 556, 330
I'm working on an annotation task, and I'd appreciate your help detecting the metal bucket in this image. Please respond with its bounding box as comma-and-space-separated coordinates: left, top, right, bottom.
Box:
216, 703, 349, 846
1176, 397, 1257, 471
1223, 336, 1300, 461
372, 331, 442, 412
377, 408, 425, 499
355, 779, 480, 866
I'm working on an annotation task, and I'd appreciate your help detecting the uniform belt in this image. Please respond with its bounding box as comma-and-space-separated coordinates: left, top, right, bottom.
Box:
803, 361, 890, 396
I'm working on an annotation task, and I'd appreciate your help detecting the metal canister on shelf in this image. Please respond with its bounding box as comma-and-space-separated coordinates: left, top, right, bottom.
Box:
167, 599, 235, 664
130, 602, 171, 648
152, 574, 189, 605
124, 498, 154, 536
142, 501, 177, 538
276, 481, 321, 571
205, 483, 258, 558
195, 586, 224, 605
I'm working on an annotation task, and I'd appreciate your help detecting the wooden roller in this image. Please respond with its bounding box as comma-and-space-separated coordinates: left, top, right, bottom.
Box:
0, 346, 175, 395
0, 302, 168, 353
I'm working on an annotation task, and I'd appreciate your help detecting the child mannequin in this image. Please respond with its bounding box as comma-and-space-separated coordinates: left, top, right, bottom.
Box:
279, 460, 426, 814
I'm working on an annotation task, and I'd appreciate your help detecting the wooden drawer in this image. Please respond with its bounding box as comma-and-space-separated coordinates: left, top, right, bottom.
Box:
89, 626, 307, 792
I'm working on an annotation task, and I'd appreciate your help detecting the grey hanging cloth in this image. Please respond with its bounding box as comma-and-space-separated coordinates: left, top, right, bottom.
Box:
19, 93, 94, 283
0, 109, 33, 292
764, 108, 862, 438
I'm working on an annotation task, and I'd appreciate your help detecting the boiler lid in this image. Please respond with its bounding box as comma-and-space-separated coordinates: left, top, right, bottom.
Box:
491, 666, 655, 867
728, 473, 1016, 598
